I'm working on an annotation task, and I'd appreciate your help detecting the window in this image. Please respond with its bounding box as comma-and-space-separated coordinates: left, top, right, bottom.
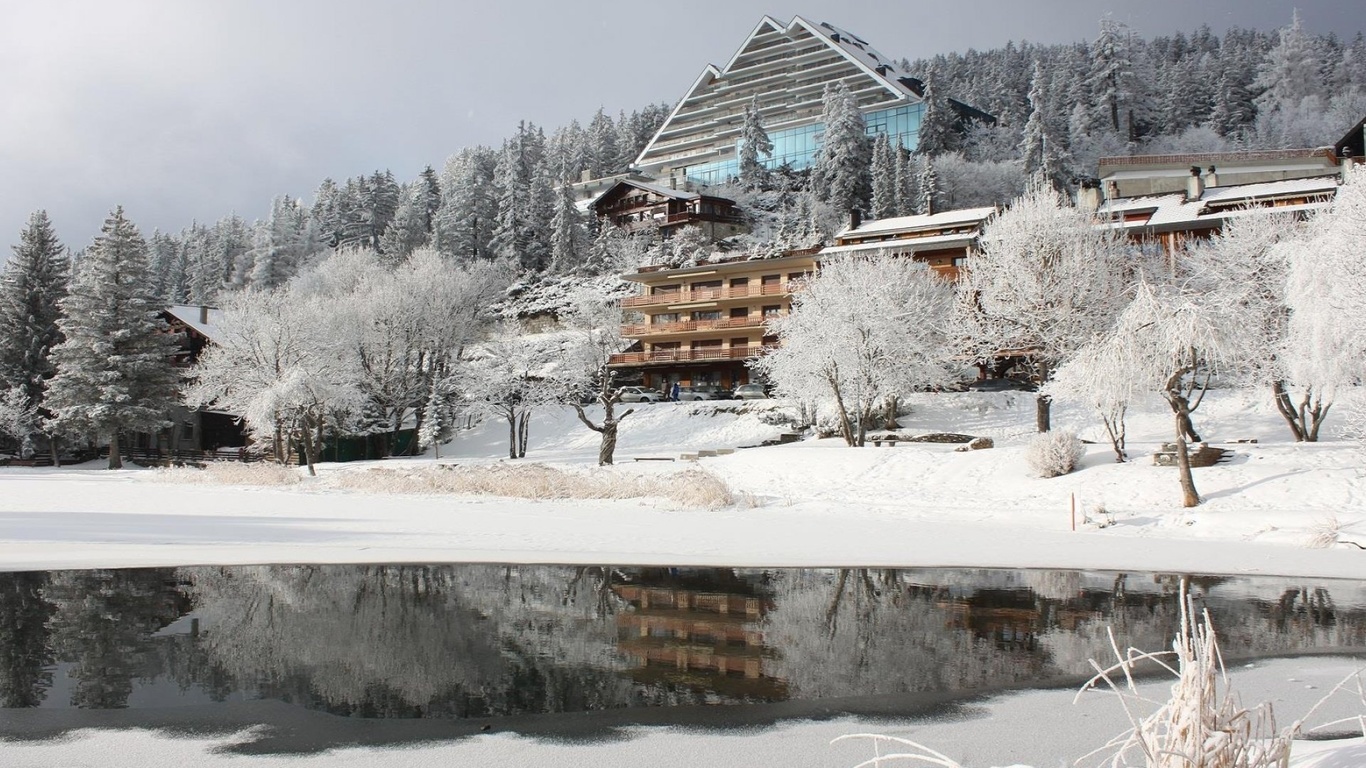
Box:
692, 310, 722, 321
762, 305, 782, 317
652, 313, 679, 324
729, 307, 749, 318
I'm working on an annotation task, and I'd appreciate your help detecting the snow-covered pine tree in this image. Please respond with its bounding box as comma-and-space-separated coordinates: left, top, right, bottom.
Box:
0, 211, 69, 459
146, 230, 179, 303
46, 207, 180, 469
809, 82, 872, 217
1088, 17, 1138, 137
738, 95, 774, 191
916, 156, 941, 216
893, 143, 917, 215
433, 147, 497, 262
1020, 61, 1071, 191
869, 132, 898, 219
587, 108, 619, 178
550, 180, 586, 274
915, 68, 959, 156
379, 183, 433, 265
418, 165, 442, 234
1255, 10, 1325, 115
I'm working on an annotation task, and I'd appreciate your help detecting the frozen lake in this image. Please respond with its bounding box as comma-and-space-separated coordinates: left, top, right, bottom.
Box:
2, 564, 1364, 756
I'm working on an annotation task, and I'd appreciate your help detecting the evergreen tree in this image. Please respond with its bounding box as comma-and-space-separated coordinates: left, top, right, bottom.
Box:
915, 68, 960, 155
379, 183, 433, 264
893, 143, 918, 215
1021, 61, 1071, 190
916, 156, 942, 215
550, 181, 587, 274
1088, 17, 1138, 136
418, 165, 442, 233
587, 108, 619, 177
45, 207, 180, 469
0, 211, 69, 458
870, 132, 899, 219
145, 230, 179, 303
0, 572, 55, 707
1256, 10, 1326, 116
737, 95, 774, 191
433, 147, 497, 262
810, 82, 872, 216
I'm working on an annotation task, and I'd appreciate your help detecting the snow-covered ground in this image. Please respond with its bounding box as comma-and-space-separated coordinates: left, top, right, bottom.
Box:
1, 389, 1363, 578
3, 389, 1365, 768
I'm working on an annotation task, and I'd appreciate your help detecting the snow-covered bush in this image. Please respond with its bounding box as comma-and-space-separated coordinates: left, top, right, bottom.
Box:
1025, 430, 1086, 478
325, 464, 734, 509
154, 462, 302, 486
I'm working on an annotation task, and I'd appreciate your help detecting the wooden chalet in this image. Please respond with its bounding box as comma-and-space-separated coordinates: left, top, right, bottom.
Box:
589, 178, 746, 242
820, 207, 998, 281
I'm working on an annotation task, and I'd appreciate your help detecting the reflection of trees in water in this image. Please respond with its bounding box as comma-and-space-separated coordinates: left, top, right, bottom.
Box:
43, 570, 186, 708
766, 570, 1366, 700
765, 569, 1051, 698
0, 572, 56, 707
178, 564, 632, 718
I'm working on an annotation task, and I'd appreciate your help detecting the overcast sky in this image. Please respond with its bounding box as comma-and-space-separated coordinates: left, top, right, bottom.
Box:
2, 0, 1361, 251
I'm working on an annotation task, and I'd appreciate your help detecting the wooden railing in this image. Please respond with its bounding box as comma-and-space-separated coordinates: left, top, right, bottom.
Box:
622, 281, 792, 308
608, 345, 775, 366
621, 315, 770, 336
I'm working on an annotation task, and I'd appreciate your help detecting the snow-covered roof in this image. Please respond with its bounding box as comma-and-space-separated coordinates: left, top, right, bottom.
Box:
1097, 176, 1338, 231
836, 207, 997, 240
584, 178, 702, 210
819, 231, 978, 257
165, 304, 223, 341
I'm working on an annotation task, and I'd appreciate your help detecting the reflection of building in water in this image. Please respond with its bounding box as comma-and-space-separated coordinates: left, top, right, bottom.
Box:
611, 569, 787, 702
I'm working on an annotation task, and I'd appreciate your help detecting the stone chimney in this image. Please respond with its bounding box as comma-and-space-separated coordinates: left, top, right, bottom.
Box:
199, 305, 209, 324
1185, 166, 1204, 201
1076, 179, 1101, 211
1204, 165, 1219, 188
849, 208, 863, 231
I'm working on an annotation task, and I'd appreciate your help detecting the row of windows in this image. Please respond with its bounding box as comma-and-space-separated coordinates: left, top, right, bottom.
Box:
683, 102, 925, 186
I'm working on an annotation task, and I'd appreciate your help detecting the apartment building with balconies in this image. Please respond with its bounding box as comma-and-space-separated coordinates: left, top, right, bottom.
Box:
607, 250, 819, 392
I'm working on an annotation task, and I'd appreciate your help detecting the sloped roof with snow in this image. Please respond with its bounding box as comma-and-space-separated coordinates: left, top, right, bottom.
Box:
165, 305, 223, 341
585, 178, 703, 210
835, 207, 997, 241
1097, 177, 1338, 232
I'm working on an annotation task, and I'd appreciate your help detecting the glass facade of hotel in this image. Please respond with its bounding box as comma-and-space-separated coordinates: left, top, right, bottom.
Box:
682, 103, 925, 186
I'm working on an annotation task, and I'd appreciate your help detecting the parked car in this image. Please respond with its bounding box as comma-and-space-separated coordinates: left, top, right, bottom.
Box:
677, 385, 733, 401
618, 386, 665, 403
734, 383, 769, 400
966, 377, 1036, 392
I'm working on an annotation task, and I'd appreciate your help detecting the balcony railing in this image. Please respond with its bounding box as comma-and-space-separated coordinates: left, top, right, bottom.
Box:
621, 315, 769, 337
608, 345, 775, 366
622, 281, 792, 309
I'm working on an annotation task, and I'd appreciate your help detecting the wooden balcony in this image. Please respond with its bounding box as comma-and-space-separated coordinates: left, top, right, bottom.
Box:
621, 315, 769, 337
622, 281, 791, 309
608, 345, 773, 366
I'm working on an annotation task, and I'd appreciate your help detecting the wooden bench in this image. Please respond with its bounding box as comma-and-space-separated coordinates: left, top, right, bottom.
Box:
871, 437, 899, 447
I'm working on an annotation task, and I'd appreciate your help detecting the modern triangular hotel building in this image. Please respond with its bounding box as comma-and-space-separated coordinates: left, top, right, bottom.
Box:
632, 15, 988, 188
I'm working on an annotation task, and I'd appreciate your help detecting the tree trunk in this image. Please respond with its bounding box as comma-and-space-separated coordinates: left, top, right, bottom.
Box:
516, 412, 529, 459
828, 376, 856, 447
1272, 380, 1330, 443
883, 396, 899, 431
49, 434, 60, 467
1173, 409, 1200, 508
1035, 393, 1051, 433
1179, 412, 1201, 443
598, 422, 619, 466
301, 424, 318, 477
107, 431, 122, 470
507, 414, 517, 460
1102, 406, 1127, 463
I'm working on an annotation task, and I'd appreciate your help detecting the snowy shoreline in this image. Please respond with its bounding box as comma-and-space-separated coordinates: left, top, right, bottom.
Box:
2, 391, 1363, 578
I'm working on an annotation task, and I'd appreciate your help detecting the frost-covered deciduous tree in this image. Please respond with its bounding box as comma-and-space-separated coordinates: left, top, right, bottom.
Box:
46, 208, 180, 469
1285, 172, 1366, 438
459, 322, 565, 460
1180, 211, 1323, 441
186, 288, 364, 475
1088, 278, 1258, 507
754, 255, 957, 447
957, 179, 1132, 433
561, 294, 634, 465
1047, 340, 1136, 462
0, 211, 68, 460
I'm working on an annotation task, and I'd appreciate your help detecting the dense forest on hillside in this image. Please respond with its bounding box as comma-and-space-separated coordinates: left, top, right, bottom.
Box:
17, 12, 1366, 312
